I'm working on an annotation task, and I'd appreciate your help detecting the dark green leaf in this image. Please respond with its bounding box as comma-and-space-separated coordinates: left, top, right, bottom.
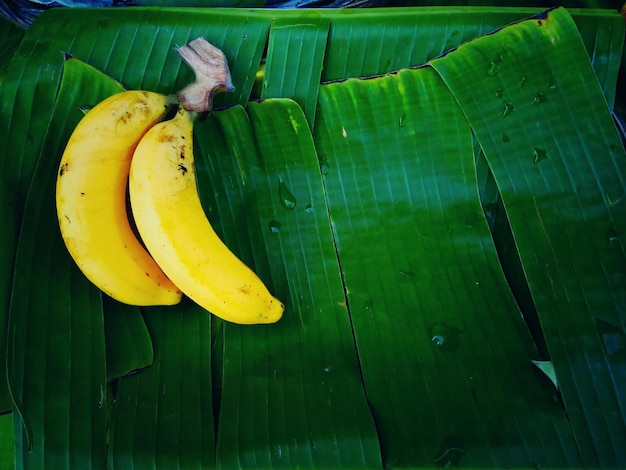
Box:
322, 7, 534, 80
103, 298, 154, 381
0, 5, 624, 469
431, 6, 626, 467
0, 412, 14, 469
7, 56, 118, 469
0, 173, 15, 412
314, 64, 580, 468
569, 8, 625, 108
108, 301, 215, 469
321, 7, 623, 108
0, 17, 23, 79
195, 101, 382, 468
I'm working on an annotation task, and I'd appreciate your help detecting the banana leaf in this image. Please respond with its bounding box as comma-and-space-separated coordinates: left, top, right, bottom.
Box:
0, 412, 12, 468
108, 302, 215, 469
196, 100, 382, 468
6, 55, 119, 470
0, 173, 13, 412
0, 17, 23, 77
313, 63, 580, 469
0, 13, 26, 415
430, 8, 626, 465
0, 4, 624, 469
103, 299, 154, 382
261, 15, 330, 126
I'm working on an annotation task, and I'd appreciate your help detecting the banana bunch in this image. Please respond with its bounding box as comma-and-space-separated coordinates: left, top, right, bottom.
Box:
55, 38, 284, 325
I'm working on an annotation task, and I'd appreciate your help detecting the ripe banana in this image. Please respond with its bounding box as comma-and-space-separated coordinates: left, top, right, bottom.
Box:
56, 90, 182, 306
129, 105, 285, 324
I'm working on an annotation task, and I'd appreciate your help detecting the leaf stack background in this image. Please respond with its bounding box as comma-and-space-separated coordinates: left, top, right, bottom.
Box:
0, 4, 625, 469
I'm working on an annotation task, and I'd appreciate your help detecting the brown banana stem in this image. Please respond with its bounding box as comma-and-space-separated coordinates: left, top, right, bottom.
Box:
177, 38, 235, 113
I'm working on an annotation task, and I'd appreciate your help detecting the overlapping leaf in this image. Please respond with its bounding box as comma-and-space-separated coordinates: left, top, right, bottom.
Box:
195, 101, 382, 468
0, 17, 23, 79
431, 7, 626, 467
108, 302, 215, 469
261, 15, 330, 126
313, 64, 581, 468
0, 171, 14, 412
0, 5, 624, 469
6, 56, 120, 469
103, 299, 154, 382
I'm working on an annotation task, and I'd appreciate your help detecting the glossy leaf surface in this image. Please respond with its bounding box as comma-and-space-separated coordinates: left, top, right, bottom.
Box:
0, 5, 623, 469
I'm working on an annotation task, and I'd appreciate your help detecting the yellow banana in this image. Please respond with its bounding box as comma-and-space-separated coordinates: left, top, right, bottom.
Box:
129, 105, 285, 324
56, 90, 182, 306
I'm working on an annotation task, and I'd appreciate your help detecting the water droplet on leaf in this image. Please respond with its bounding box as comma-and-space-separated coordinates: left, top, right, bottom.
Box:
487, 53, 505, 76
269, 220, 281, 232
533, 147, 548, 164
606, 228, 620, 244
429, 323, 461, 351
502, 102, 515, 118
487, 62, 500, 76
431, 335, 445, 346
399, 112, 406, 128
532, 91, 547, 104
278, 177, 296, 210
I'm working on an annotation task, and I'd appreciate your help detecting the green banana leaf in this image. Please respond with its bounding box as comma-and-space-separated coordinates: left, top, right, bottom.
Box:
7, 55, 119, 469
0, 412, 13, 469
0, 14, 27, 417
0, 18, 23, 79
197, 100, 382, 468
430, 10, 626, 465
108, 302, 215, 469
103, 298, 154, 382
0, 4, 624, 469
313, 64, 577, 468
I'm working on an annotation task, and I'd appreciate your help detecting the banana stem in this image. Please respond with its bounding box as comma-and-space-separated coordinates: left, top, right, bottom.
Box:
176, 38, 235, 113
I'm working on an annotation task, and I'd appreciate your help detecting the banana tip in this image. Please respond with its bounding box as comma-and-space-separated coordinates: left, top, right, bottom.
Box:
264, 298, 285, 324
